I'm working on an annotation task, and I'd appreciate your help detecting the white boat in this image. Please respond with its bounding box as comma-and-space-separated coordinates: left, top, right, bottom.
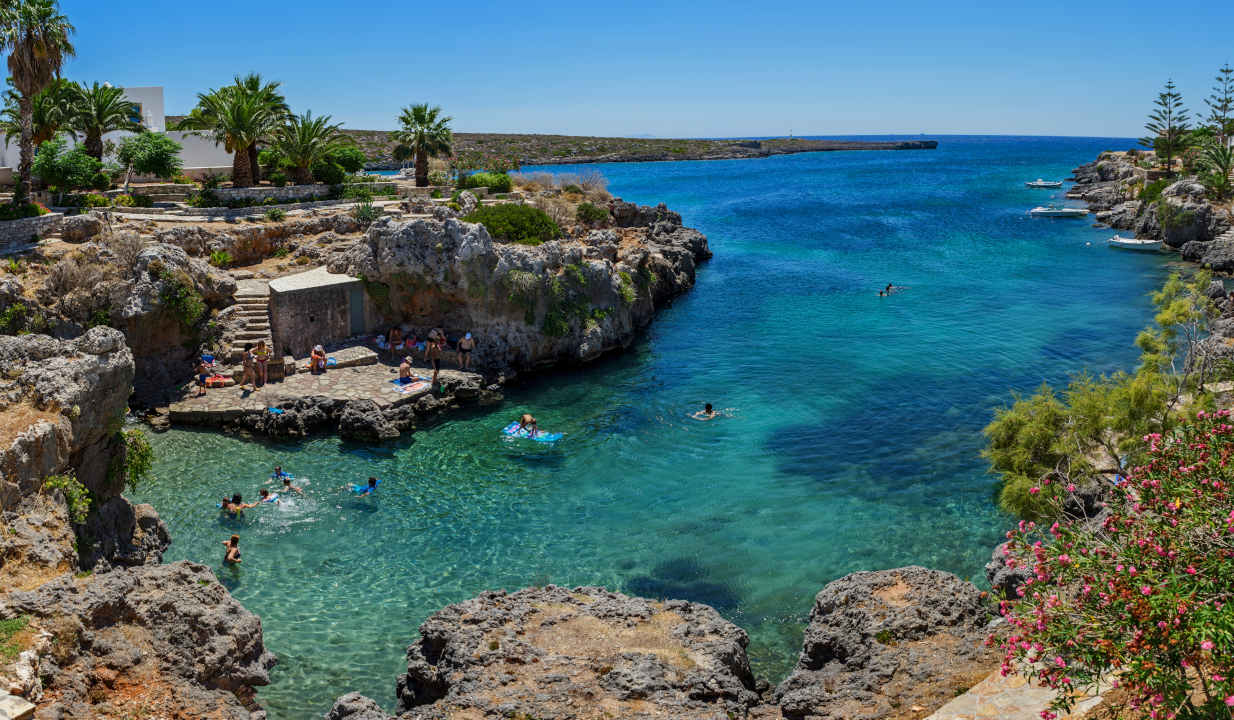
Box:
1107, 235, 1161, 251
1026, 179, 1064, 188
1029, 205, 1088, 217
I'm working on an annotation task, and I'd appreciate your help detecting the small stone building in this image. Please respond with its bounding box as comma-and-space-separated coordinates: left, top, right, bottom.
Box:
269, 267, 376, 358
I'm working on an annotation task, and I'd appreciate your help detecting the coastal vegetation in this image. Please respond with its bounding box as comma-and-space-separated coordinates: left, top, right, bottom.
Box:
390, 103, 453, 187
175, 73, 288, 188
461, 203, 561, 245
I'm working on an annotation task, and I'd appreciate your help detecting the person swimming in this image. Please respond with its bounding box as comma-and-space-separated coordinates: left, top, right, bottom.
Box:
220, 493, 259, 518
258, 488, 279, 504
281, 476, 305, 495
351, 477, 379, 495
517, 414, 539, 437
269, 466, 290, 483
692, 403, 718, 420
222, 534, 242, 564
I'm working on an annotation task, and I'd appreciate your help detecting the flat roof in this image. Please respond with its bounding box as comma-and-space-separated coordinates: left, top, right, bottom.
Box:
268, 267, 362, 294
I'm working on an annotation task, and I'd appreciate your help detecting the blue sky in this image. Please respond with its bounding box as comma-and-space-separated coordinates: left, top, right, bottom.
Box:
59, 0, 1234, 138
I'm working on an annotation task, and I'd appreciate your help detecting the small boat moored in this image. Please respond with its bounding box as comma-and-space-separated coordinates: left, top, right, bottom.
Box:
1026, 179, 1064, 188
1029, 205, 1088, 217
1107, 235, 1162, 251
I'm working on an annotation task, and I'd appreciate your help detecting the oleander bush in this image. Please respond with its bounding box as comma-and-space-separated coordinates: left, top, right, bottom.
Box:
996, 408, 1234, 720
82, 193, 111, 208
464, 204, 562, 246
113, 194, 154, 208
0, 203, 49, 222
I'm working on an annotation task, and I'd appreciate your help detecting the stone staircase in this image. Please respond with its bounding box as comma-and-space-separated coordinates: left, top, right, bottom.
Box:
224, 283, 286, 382
1215, 227, 1234, 244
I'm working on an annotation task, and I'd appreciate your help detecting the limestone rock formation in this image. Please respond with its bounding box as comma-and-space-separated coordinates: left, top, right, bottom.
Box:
325, 692, 394, 720
984, 543, 1031, 601
338, 399, 400, 441
58, 214, 103, 243
79, 495, 170, 573
388, 585, 763, 719
154, 214, 361, 264
0, 489, 77, 591
2, 560, 276, 720
774, 567, 997, 720
328, 203, 709, 379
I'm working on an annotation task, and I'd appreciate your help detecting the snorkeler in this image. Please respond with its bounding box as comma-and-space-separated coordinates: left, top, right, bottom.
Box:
517, 414, 539, 437
692, 403, 718, 420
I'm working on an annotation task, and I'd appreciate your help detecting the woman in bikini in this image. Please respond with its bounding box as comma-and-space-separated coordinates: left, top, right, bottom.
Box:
254, 340, 270, 387
238, 343, 257, 392
222, 535, 242, 564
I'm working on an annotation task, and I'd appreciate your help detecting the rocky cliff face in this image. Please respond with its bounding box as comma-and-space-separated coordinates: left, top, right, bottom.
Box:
2, 561, 275, 719
1072, 156, 1231, 249
327, 201, 710, 379
371, 585, 771, 720
774, 567, 998, 720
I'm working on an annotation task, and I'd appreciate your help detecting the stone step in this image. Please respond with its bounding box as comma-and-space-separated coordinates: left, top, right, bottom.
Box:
242, 323, 271, 331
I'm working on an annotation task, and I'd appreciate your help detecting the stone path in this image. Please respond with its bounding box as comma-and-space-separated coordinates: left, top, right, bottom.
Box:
924, 668, 1109, 720
169, 353, 482, 424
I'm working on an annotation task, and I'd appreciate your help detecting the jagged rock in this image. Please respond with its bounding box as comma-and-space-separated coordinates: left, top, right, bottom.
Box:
0, 327, 134, 502
0, 275, 24, 306
325, 692, 394, 720
328, 209, 709, 378
236, 395, 336, 437
1183, 238, 1234, 272
58, 214, 104, 242
338, 399, 400, 441
0, 490, 76, 591
611, 200, 682, 228
395, 585, 762, 719
775, 566, 998, 720
154, 214, 361, 263
2, 560, 276, 720
79, 496, 170, 573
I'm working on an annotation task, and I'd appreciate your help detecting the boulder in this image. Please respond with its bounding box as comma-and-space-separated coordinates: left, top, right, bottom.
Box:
79, 495, 171, 573
58, 214, 104, 243
1182, 238, 1234, 272
237, 395, 336, 437
338, 399, 400, 441
0, 490, 76, 592
325, 692, 395, 720
611, 200, 683, 228
393, 585, 762, 719
2, 560, 276, 720
775, 566, 998, 720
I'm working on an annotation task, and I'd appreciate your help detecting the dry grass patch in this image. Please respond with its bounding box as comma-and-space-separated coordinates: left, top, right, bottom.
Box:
0, 402, 61, 450
529, 610, 700, 670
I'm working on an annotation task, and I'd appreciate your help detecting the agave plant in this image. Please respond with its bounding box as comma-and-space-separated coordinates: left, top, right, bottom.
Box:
0, 0, 76, 204
352, 199, 382, 225
208, 250, 233, 268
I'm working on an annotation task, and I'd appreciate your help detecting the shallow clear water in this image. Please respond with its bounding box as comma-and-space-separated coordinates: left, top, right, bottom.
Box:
135, 136, 1172, 718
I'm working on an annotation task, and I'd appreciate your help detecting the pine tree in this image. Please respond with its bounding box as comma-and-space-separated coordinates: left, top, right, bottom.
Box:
1139, 80, 1191, 176
1206, 65, 1234, 141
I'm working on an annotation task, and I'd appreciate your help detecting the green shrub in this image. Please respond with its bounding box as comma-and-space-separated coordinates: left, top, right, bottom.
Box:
447, 201, 461, 211
1139, 178, 1171, 204
562, 184, 584, 195
262, 196, 279, 206
113, 194, 136, 207
340, 185, 373, 201
269, 172, 287, 187
106, 428, 153, 493
158, 270, 205, 332
0, 203, 49, 222
0, 616, 29, 662
186, 190, 221, 208
90, 172, 110, 191
430, 189, 442, 199
463, 204, 561, 246
328, 146, 367, 173
576, 203, 609, 224
83, 193, 110, 208
543, 310, 568, 337
264, 208, 287, 222
44, 474, 90, 524
86, 308, 111, 329
618, 271, 635, 305
209, 250, 233, 268
199, 172, 225, 191
465, 172, 513, 193
506, 270, 539, 324
311, 160, 346, 185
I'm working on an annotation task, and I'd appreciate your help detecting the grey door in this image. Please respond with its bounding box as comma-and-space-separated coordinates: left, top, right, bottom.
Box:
349, 288, 365, 335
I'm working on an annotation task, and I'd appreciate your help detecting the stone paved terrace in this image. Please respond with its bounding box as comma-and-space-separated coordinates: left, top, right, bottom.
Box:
168, 349, 483, 425
924, 668, 1110, 720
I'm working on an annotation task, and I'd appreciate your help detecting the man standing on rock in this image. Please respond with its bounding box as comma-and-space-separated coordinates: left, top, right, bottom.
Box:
427, 337, 444, 386
456, 333, 475, 371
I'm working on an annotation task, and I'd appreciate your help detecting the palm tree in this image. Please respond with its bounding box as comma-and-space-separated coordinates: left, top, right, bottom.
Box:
390, 103, 452, 187
174, 87, 281, 187
1201, 142, 1234, 199
231, 72, 287, 182
273, 111, 353, 185
391, 142, 414, 169
0, 75, 70, 149
0, 0, 75, 204
67, 81, 144, 160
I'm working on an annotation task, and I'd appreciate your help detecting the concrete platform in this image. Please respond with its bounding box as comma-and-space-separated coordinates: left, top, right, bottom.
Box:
168, 355, 481, 425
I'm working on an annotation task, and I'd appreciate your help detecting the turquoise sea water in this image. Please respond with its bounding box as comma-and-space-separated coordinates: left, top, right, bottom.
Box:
134, 136, 1172, 718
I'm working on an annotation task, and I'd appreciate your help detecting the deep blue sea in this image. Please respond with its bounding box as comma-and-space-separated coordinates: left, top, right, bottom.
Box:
134, 136, 1172, 718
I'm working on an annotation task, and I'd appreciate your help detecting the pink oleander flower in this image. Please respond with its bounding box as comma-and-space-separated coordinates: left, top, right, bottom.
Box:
1142, 586, 1153, 596
1030, 487, 1040, 495
1226, 697, 1234, 707
1202, 641, 1214, 650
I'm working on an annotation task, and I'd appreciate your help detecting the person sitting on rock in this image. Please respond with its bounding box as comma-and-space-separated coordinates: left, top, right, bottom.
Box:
388, 327, 404, 358
310, 345, 327, 374
222, 535, 242, 565
456, 333, 475, 370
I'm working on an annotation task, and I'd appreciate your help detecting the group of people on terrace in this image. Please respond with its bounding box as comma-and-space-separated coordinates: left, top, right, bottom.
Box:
379, 324, 477, 385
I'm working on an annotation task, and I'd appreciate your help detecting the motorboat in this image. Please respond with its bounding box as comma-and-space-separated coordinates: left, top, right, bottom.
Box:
1029, 205, 1088, 217
1026, 179, 1064, 188
1107, 235, 1161, 251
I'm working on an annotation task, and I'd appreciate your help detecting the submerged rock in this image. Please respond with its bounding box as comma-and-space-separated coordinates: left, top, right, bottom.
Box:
325, 692, 394, 720
382, 585, 764, 719
775, 566, 997, 720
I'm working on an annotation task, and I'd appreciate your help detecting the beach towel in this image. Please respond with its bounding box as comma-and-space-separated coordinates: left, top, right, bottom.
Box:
205, 374, 228, 388
267, 407, 284, 414
327, 357, 337, 366
390, 377, 430, 394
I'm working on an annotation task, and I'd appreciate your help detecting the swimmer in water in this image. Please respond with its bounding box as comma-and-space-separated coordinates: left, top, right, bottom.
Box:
351, 477, 378, 495
281, 476, 305, 495
258, 488, 279, 505
517, 413, 538, 437
222, 534, 242, 564
692, 403, 718, 420
267, 465, 290, 484
220, 493, 258, 518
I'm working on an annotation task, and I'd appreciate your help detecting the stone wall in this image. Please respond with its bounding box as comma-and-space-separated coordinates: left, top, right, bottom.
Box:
0, 213, 62, 250
214, 182, 397, 203
269, 279, 370, 358
179, 197, 354, 216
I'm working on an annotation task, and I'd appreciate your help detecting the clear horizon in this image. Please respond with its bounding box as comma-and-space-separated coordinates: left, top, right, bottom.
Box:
58, 0, 1234, 139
